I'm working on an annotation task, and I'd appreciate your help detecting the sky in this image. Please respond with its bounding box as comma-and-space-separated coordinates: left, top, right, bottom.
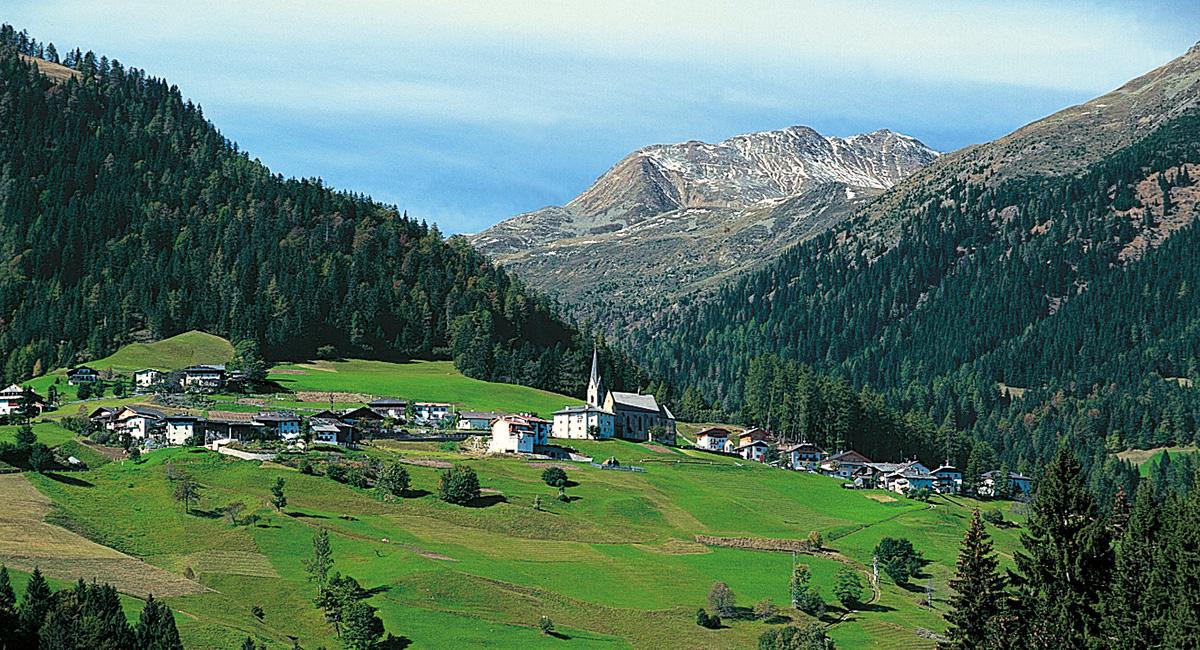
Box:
6, 1, 1199, 233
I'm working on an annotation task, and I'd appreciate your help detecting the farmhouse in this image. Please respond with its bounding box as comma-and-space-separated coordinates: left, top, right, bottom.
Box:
0, 384, 43, 417
784, 441, 828, 470
339, 406, 384, 428
979, 470, 1033, 497
309, 418, 354, 446
133, 368, 163, 390
67, 366, 99, 385
932, 464, 963, 494
113, 406, 166, 439
88, 407, 118, 431
204, 416, 267, 444
458, 411, 503, 431
164, 414, 203, 445
253, 411, 302, 439
413, 402, 451, 423
694, 427, 732, 452
367, 398, 407, 420
181, 365, 226, 391
736, 439, 772, 462
889, 472, 937, 494
489, 414, 546, 454
822, 450, 874, 479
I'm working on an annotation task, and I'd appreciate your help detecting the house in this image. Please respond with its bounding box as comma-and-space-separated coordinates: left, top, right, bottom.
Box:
367, 398, 408, 420
517, 414, 552, 441
736, 439, 772, 463
979, 470, 1033, 498
865, 460, 930, 491
551, 405, 615, 439
113, 406, 166, 439
204, 417, 267, 444
253, 411, 302, 439
932, 464, 963, 494
694, 427, 732, 452
133, 369, 164, 390
784, 441, 828, 470
309, 418, 354, 446
822, 450, 874, 479
164, 415, 204, 445
488, 414, 542, 454
890, 472, 937, 495
0, 384, 44, 417
458, 411, 503, 431
339, 406, 384, 428
181, 365, 226, 391
412, 402, 452, 423
88, 406, 118, 431
66, 366, 99, 385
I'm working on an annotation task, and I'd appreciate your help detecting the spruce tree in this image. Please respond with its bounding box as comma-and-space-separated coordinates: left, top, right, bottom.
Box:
17, 566, 52, 645
1011, 446, 1113, 648
0, 565, 16, 648
941, 510, 1007, 649
1161, 484, 1200, 647
1103, 482, 1164, 649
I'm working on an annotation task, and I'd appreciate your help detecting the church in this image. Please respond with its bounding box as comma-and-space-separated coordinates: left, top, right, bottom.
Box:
552, 350, 676, 444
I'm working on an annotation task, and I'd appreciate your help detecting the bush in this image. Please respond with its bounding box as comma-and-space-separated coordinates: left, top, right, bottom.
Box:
695, 608, 710, 628
834, 566, 864, 607
438, 465, 481, 505
541, 466, 568, 488
325, 463, 347, 483
299, 459, 315, 475
538, 615, 554, 635
982, 509, 1005, 525
377, 463, 411, 499
347, 466, 369, 489
251, 604, 264, 620
128, 447, 142, 463
754, 598, 779, 621
758, 623, 835, 650
708, 581, 736, 618
807, 530, 823, 549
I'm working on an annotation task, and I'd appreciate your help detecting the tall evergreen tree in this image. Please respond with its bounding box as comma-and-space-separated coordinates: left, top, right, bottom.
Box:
941, 510, 1007, 650
1011, 446, 1113, 648
0, 565, 17, 649
1103, 482, 1165, 648
17, 566, 52, 646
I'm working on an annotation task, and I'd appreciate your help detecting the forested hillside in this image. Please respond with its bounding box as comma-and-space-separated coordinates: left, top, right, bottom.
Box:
0, 26, 644, 396
640, 46, 1200, 497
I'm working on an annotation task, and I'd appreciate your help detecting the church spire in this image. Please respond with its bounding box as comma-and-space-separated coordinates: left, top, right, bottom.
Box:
587, 347, 603, 407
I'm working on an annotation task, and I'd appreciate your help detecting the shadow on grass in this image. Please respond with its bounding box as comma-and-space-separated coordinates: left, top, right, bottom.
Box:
189, 509, 222, 519
547, 631, 571, 640
42, 472, 94, 487
364, 584, 392, 597
854, 602, 895, 613
376, 635, 412, 649
465, 495, 507, 508
401, 489, 431, 499
287, 511, 328, 519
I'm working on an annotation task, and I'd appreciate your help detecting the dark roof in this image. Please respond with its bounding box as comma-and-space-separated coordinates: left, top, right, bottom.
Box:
696, 427, 731, 438
341, 406, 383, 420
367, 398, 408, 407
982, 470, 1031, 481
182, 364, 225, 373
553, 405, 612, 415
459, 410, 503, 420
828, 450, 873, 464
609, 391, 661, 412
254, 411, 300, 422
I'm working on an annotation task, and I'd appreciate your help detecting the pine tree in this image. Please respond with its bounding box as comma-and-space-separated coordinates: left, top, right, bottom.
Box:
0, 565, 17, 648
17, 566, 52, 645
941, 510, 1007, 649
136, 594, 184, 650
270, 477, 288, 512
1011, 446, 1113, 648
1103, 482, 1164, 649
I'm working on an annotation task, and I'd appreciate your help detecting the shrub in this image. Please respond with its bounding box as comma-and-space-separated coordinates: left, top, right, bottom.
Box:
347, 466, 369, 489
807, 530, 823, 549
325, 463, 347, 483
695, 608, 710, 628
251, 604, 264, 620
377, 463, 411, 499
541, 466, 568, 488
982, 509, 1005, 525
754, 598, 779, 621
299, 459, 315, 475
184, 566, 195, 580
538, 616, 554, 635
758, 624, 835, 650
438, 465, 481, 505
834, 566, 864, 607
128, 447, 142, 463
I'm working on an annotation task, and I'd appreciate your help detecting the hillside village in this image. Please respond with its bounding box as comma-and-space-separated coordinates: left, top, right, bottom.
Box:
1, 347, 1030, 501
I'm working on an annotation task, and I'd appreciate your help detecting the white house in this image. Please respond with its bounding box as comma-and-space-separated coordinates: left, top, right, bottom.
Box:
890, 472, 937, 495
489, 414, 542, 454
253, 411, 302, 439
979, 470, 1033, 498
822, 450, 874, 479
932, 464, 963, 494
165, 415, 203, 445
0, 384, 43, 417
551, 405, 615, 439
366, 398, 408, 420
113, 406, 166, 439
181, 365, 226, 391
736, 439, 772, 463
458, 411, 503, 431
413, 402, 451, 423
309, 418, 354, 446
694, 427, 732, 452
784, 441, 828, 470
133, 369, 163, 390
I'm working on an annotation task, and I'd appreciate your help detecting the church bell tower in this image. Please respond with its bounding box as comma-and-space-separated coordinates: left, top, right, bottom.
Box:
587, 348, 604, 407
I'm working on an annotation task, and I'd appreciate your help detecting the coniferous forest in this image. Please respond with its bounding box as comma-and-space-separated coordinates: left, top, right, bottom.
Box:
0, 26, 645, 397
642, 105, 1200, 498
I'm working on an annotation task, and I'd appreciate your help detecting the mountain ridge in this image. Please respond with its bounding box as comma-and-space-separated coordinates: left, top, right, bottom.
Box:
473, 124, 937, 311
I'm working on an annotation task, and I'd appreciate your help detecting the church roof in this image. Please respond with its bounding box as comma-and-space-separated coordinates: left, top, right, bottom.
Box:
590, 349, 600, 386
609, 391, 660, 412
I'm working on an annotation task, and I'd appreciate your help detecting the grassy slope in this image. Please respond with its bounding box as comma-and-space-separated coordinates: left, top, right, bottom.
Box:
23, 441, 1023, 649
268, 359, 573, 417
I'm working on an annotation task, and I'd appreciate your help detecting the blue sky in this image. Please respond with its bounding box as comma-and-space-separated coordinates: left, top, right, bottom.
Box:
7, 1, 1199, 233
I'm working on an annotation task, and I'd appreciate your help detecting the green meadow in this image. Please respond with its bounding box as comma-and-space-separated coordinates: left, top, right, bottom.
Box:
1, 335, 1029, 648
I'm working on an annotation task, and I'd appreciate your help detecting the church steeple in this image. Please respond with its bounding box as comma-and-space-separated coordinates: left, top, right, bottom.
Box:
587, 348, 603, 407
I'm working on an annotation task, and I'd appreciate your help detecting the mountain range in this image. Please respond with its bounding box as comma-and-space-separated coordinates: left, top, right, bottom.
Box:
472, 126, 937, 311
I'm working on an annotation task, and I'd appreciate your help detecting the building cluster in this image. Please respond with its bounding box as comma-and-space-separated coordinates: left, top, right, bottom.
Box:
692, 426, 1033, 497
69, 364, 237, 393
